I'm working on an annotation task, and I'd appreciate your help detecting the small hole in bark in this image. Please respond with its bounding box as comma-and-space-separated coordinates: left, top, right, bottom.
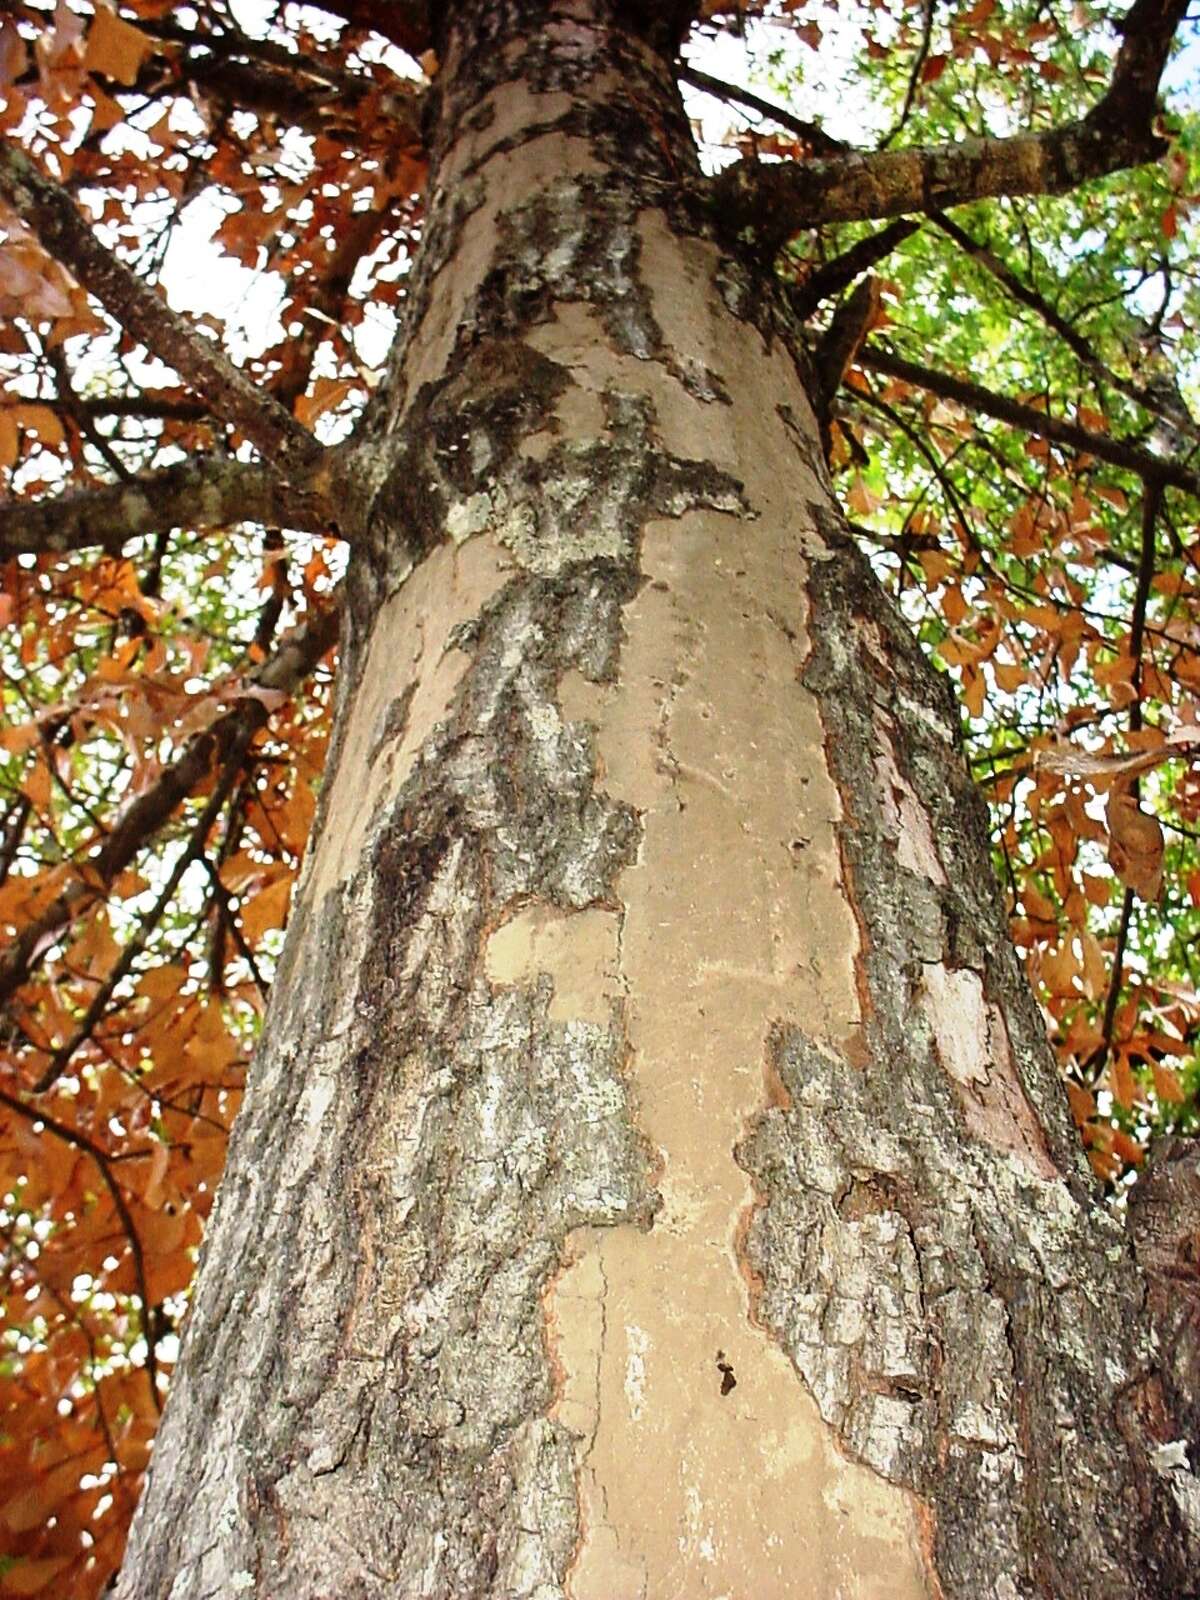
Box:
715, 1351, 737, 1395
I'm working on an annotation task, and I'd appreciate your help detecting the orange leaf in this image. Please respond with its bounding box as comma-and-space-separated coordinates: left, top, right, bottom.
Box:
1110, 1052, 1137, 1109
1088, 1145, 1120, 1182
1111, 1128, 1144, 1167
1105, 789, 1164, 902
240, 875, 294, 943
1080, 931, 1107, 999
295, 377, 355, 427
141, 1138, 171, 1210
1, 1557, 73, 1596
88, 82, 127, 131
918, 548, 953, 584
84, 5, 153, 85
0, 721, 41, 754
993, 659, 1026, 693
1152, 1063, 1186, 1104
1077, 405, 1108, 434
6, 403, 64, 448
846, 474, 882, 515
0, 409, 16, 470
1065, 1080, 1095, 1125
20, 753, 52, 813
939, 584, 968, 626
1094, 484, 1128, 512
1022, 880, 1057, 924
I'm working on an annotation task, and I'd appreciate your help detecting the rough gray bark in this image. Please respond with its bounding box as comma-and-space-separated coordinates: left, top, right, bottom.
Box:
114, 3, 1200, 1596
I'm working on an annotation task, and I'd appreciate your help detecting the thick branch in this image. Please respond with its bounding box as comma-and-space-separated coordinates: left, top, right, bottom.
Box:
77, 395, 209, 422
0, 598, 340, 1008
0, 456, 331, 562
713, 0, 1188, 245
303, 0, 432, 53
135, 17, 424, 146
0, 141, 322, 473
861, 345, 1200, 497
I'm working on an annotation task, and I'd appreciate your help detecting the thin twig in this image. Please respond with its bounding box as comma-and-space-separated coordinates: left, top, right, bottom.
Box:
1089, 483, 1162, 1073
31, 730, 254, 1095
861, 345, 1200, 497
0, 1084, 162, 1412
0, 140, 321, 474
932, 212, 1200, 448
880, 0, 936, 149
678, 65, 848, 156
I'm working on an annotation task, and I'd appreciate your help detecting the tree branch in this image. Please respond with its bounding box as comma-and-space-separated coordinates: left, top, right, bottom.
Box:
712, 0, 1188, 247
0, 597, 340, 1008
76, 395, 208, 422
0, 455, 332, 562
791, 219, 920, 318
298, 0, 433, 54
134, 16, 424, 148
0, 1082, 162, 1411
860, 344, 1200, 496
879, 0, 935, 150
31, 730, 253, 1096
932, 212, 1200, 445
1089, 483, 1161, 1073
678, 65, 847, 156
0, 140, 322, 474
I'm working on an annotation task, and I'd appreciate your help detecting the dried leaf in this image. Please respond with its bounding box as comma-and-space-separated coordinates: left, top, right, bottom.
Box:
1110, 1052, 1137, 1109
1106, 789, 1164, 902
84, 5, 153, 86
1153, 1063, 1186, 1104
240, 875, 294, 942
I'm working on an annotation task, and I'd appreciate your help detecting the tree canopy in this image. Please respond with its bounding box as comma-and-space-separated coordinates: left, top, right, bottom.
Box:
0, 0, 1198, 1592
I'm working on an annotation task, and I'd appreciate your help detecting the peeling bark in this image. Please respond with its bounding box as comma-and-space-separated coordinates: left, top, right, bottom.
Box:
114, 3, 1200, 1597
740, 531, 1200, 1597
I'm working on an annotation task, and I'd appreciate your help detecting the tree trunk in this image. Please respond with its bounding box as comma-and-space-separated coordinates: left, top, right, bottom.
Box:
115, 3, 1200, 1595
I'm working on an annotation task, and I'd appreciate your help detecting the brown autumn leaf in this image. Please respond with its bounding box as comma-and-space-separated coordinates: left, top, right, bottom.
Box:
1035, 727, 1199, 787
1111, 1128, 1144, 1167
0, 1555, 75, 1595
4, 403, 65, 449
83, 6, 153, 87
295, 376, 356, 426
1106, 788, 1164, 902
1153, 1062, 1187, 1103
240, 874, 294, 943
1110, 1051, 1138, 1110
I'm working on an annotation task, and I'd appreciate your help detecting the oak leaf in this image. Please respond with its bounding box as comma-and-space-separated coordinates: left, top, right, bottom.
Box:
83, 6, 153, 86
1106, 788, 1164, 902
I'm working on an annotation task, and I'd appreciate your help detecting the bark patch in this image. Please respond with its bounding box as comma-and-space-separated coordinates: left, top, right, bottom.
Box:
738, 522, 1192, 1600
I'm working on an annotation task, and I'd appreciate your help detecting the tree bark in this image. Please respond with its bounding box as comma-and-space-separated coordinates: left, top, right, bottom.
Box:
115, 3, 1200, 1595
